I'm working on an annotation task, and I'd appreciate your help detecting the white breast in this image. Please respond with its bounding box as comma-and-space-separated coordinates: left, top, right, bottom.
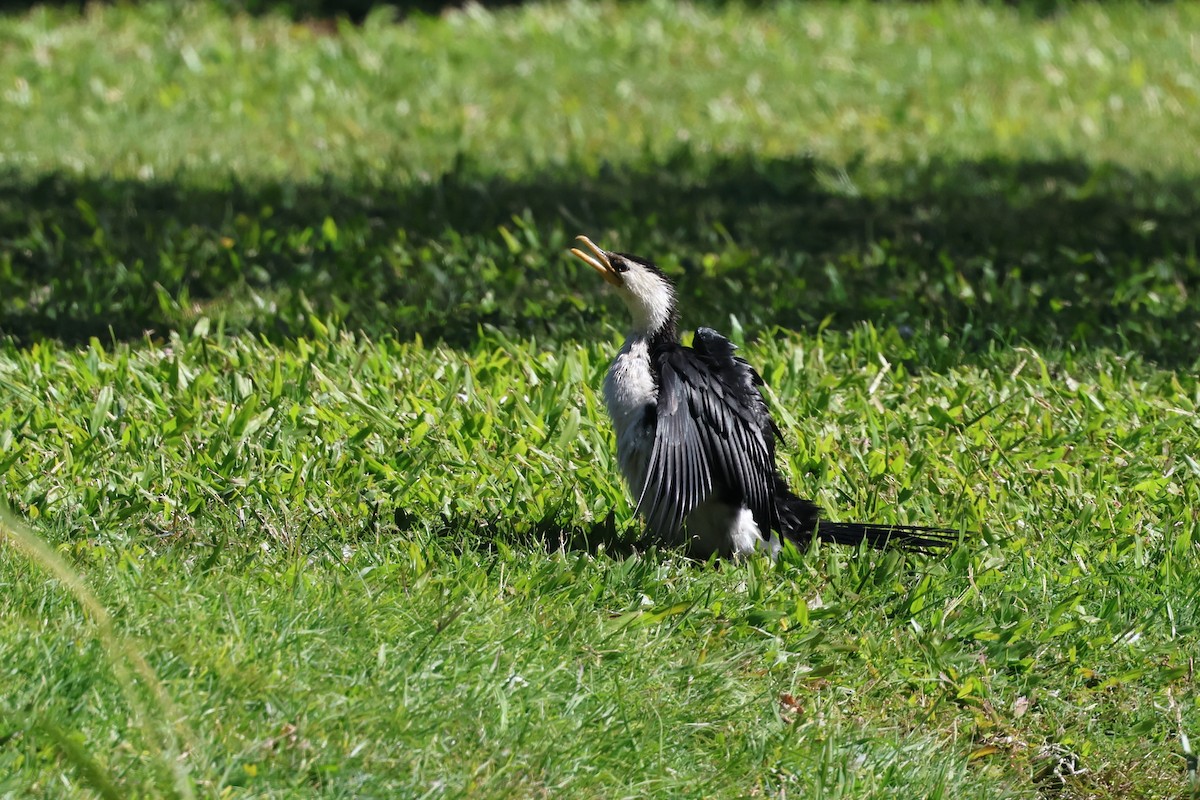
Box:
603, 337, 657, 503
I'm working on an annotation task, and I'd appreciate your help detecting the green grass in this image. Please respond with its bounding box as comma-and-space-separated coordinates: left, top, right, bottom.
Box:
1, 1, 1199, 797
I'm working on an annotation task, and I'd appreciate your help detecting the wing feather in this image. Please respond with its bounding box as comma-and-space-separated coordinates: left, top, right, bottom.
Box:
639, 332, 778, 541
636, 364, 711, 536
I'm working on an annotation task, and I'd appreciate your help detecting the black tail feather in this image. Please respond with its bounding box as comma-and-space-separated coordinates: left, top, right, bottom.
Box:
774, 480, 960, 554
809, 521, 960, 554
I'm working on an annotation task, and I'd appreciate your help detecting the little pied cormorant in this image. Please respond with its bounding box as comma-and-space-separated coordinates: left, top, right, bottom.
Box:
570, 235, 958, 559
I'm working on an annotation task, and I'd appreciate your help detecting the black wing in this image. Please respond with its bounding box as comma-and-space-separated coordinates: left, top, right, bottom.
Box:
691, 327, 780, 446
638, 328, 777, 539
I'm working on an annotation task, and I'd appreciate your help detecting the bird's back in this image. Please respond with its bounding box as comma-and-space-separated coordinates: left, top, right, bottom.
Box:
600, 326, 781, 556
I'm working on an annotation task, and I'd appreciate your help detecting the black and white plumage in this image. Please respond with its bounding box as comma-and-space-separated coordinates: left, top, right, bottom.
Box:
570, 235, 958, 559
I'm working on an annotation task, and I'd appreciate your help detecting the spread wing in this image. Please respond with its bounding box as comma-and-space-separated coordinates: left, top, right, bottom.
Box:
637, 328, 778, 539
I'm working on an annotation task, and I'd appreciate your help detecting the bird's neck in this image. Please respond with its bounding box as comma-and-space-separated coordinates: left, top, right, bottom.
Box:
625, 296, 679, 348
623, 285, 679, 341
627, 319, 678, 354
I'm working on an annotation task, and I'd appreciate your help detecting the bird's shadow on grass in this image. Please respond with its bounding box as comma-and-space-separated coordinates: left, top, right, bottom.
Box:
525, 511, 643, 559
392, 506, 640, 559
3, 150, 1198, 368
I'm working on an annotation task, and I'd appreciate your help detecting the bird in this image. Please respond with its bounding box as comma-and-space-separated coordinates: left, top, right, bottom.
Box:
569, 234, 959, 559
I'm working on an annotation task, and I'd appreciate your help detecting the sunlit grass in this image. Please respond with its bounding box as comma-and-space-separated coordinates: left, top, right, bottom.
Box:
0, 506, 196, 799
2, 2, 1198, 177
3, 324, 1197, 796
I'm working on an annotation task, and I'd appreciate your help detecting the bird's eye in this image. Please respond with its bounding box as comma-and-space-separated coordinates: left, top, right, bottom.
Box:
613, 259, 629, 273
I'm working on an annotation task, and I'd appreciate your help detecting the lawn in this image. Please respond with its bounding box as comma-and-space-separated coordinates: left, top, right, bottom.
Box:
1, 1, 1198, 797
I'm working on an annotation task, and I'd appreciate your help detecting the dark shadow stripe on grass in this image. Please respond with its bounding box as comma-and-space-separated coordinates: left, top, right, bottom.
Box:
3, 152, 1198, 366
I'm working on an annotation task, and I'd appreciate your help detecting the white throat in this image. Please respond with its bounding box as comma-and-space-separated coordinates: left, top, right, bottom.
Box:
627, 299, 672, 336
617, 272, 676, 336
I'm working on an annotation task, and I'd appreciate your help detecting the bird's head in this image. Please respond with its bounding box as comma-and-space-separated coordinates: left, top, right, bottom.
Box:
570, 235, 677, 337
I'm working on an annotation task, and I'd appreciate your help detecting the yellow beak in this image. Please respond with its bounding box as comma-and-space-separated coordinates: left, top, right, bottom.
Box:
569, 235, 621, 287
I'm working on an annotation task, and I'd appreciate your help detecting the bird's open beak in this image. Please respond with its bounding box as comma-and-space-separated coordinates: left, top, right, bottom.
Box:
570, 235, 621, 286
